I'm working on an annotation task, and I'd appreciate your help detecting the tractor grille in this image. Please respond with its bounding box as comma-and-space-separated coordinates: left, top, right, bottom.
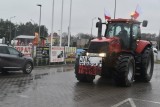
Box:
88, 42, 108, 53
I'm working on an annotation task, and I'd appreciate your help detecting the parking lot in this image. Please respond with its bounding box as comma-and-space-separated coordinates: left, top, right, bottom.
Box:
0, 63, 160, 107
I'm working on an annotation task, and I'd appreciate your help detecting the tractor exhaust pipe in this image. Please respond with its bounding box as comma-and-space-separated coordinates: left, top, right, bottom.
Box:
96, 17, 102, 38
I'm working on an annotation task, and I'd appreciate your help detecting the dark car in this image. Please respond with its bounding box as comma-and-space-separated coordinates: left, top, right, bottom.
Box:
0, 44, 33, 74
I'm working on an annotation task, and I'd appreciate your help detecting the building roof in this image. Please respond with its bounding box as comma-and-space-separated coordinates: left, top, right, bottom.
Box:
15, 35, 35, 39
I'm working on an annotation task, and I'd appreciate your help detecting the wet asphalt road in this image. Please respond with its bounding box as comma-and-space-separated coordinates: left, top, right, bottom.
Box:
0, 64, 160, 107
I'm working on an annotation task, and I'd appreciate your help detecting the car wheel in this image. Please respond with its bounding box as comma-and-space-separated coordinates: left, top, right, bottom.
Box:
23, 62, 33, 74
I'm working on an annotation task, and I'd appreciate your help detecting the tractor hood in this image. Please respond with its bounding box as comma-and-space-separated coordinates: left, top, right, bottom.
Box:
91, 37, 119, 43
88, 36, 121, 54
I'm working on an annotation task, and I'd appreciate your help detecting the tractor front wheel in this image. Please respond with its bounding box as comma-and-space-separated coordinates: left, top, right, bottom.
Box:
75, 57, 95, 82
114, 55, 135, 87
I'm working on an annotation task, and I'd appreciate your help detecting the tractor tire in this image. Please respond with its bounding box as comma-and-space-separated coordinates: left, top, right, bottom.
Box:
75, 57, 95, 82
136, 48, 154, 82
114, 55, 135, 87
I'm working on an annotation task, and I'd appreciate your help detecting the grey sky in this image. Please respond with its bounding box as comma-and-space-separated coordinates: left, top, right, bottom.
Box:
0, 0, 160, 36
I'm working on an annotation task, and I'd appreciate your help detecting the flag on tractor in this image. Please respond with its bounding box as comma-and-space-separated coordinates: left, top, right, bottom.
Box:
104, 9, 111, 20
131, 5, 142, 19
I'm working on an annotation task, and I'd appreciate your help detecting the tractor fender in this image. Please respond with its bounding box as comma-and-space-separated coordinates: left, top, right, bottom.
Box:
136, 40, 151, 54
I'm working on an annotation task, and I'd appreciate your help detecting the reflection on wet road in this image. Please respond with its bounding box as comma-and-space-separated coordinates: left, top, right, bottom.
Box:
0, 64, 160, 107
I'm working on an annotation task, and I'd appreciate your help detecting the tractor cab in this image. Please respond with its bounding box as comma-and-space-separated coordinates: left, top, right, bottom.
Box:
96, 18, 148, 51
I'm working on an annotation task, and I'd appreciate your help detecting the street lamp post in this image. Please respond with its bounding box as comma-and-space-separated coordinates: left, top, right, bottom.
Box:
91, 17, 97, 37
114, 0, 117, 19
9, 16, 16, 44
68, 0, 72, 47
51, 0, 55, 47
37, 4, 42, 42
60, 0, 64, 47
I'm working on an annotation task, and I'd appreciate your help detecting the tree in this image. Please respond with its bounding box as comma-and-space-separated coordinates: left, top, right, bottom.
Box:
0, 18, 48, 43
17, 22, 48, 37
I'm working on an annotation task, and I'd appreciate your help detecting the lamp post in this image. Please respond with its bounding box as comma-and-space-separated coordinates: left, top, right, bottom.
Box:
114, 0, 117, 19
9, 16, 16, 44
91, 17, 97, 37
68, 0, 72, 47
51, 0, 55, 47
37, 4, 42, 40
60, 0, 64, 47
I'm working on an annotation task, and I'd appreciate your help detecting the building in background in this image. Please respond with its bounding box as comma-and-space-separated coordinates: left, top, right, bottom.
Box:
12, 35, 34, 46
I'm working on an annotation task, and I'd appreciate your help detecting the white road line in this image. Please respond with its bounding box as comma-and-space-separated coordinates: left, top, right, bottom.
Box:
17, 94, 29, 98
132, 98, 160, 105
111, 98, 136, 107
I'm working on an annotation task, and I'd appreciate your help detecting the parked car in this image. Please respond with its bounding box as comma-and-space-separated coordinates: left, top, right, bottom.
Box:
0, 44, 34, 74
153, 47, 158, 61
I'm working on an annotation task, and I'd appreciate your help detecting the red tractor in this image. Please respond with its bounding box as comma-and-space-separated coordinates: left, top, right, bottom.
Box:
75, 18, 154, 87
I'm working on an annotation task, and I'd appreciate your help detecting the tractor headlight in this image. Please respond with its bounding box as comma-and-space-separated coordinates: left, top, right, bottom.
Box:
86, 52, 89, 56
99, 53, 106, 57
86, 52, 106, 57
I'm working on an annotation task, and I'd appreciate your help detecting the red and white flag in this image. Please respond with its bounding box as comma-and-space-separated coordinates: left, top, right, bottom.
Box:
132, 5, 142, 19
104, 9, 111, 20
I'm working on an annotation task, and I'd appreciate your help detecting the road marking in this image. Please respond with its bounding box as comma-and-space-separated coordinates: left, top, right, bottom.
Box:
133, 98, 160, 105
111, 98, 136, 107
17, 94, 29, 98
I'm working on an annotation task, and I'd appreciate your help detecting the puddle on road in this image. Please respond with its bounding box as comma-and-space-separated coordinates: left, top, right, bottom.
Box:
0, 66, 74, 102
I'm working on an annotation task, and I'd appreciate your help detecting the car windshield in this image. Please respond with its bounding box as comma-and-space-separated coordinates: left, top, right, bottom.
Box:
105, 22, 131, 37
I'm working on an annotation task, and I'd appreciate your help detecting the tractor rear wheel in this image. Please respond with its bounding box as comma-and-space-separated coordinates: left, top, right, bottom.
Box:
75, 57, 95, 82
136, 48, 154, 82
114, 55, 135, 87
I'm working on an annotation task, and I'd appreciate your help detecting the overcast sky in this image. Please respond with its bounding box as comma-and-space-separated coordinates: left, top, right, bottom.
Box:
0, 0, 160, 36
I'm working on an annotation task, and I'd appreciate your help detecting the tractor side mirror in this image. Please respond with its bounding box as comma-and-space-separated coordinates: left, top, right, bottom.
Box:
142, 20, 148, 27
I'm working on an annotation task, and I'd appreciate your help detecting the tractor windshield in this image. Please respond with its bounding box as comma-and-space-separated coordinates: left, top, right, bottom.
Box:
105, 22, 131, 38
